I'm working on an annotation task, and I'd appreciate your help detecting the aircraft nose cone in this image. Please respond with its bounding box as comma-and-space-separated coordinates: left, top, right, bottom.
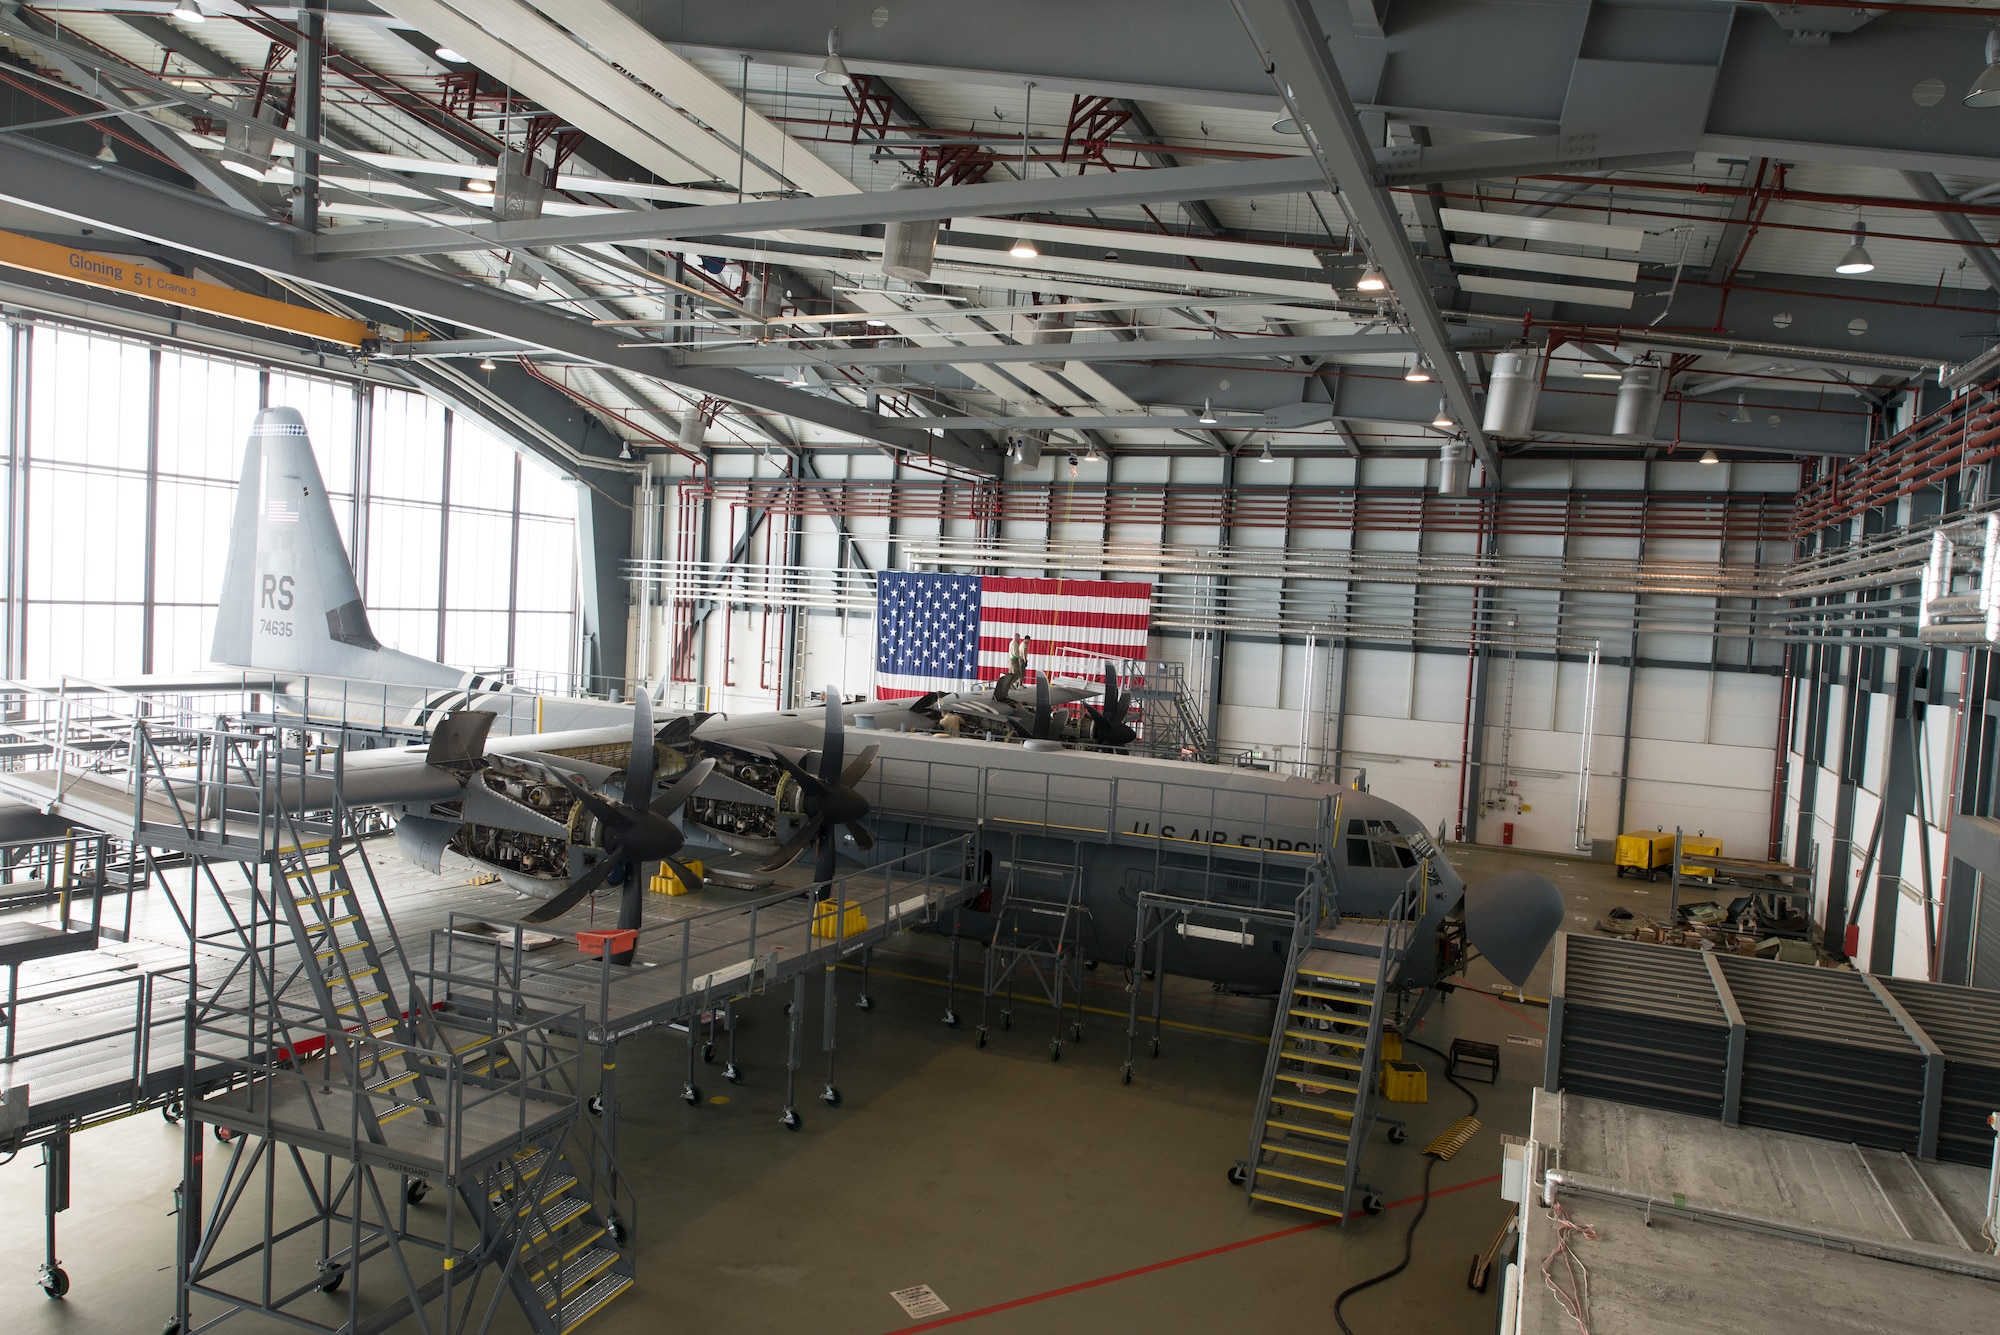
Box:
1463, 870, 1565, 988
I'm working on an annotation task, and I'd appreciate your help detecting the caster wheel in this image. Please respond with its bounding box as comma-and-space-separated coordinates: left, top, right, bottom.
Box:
214, 1125, 236, 1143
1387, 1126, 1408, 1146
1121, 1066, 1132, 1086
1001, 1013, 1012, 1031
857, 995, 874, 1012
976, 1029, 987, 1049
317, 1264, 345, 1294
1083, 959, 1098, 971
781, 1108, 801, 1131
701, 1042, 715, 1064
1227, 1163, 1248, 1187
587, 1094, 604, 1117
607, 1216, 629, 1247
1149, 1037, 1161, 1058
821, 1086, 841, 1107
783, 1002, 793, 1018
1049, 1041, 1062, 1062
406, 1179, 429, 1205
1072, 1022, 1083, 1041
682, 1086, 701, 1106
724, 1062, 743, 1084
942, 1011, 960, 1029
39, 1266, 68, 1299
161, 1321, 181, 1335
1362, 1194, 1385, 1216
162, 1101, 182, 1125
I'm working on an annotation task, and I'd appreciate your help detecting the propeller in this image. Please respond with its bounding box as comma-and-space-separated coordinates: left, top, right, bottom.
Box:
758, 687, 879, 890
522, 689, 716, 962
1079, 661, 1137, 748
1007, 672, 1064, 742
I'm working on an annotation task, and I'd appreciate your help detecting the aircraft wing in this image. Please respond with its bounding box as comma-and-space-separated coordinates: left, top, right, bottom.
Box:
0, 669, 289, 696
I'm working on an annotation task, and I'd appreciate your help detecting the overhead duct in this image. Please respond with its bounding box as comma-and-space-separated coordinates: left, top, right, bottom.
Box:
1438, 438, 1469, 497
679, 406, 706, 451
493, 150, 547, 223
1612, 356, 1666, 439
1029, 308, 1072, 371
220, 97, 282, 180
1482, 346, 1542, 436
1463, 870, 1565, 987
744, 273, 782, 320
880, 180, 939, 281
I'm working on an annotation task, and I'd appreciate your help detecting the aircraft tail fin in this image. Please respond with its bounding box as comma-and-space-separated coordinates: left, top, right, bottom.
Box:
211, 407, 459, 686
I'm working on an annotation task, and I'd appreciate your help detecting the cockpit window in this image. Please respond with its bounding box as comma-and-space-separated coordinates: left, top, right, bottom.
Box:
1345, 817, 1442, 883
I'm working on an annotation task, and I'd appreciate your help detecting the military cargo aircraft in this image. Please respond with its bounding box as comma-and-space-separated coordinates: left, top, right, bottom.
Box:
0, 407, 1563, 993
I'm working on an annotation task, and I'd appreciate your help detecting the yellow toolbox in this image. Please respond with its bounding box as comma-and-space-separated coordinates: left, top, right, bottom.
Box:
811, 898, 868, 939
1614, 830, 1674, 880
649, 859, 704, 896
1378, 1030, 1403, 1062
1379, 1060, 1428, 1103
1679, 834, 1722, 879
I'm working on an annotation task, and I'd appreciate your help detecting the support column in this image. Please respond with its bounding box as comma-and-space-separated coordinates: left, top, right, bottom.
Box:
140, 347, 160, 673
6, 322, 30, 678
1869, 654, 1919, 972
1203, 453, 1234, 752
296, 2, 323, 236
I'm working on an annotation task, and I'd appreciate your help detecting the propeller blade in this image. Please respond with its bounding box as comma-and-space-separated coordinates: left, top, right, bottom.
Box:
547, 767, 633, 834
813, 832, 839, 886
838, 743, 878, 791
845, 822, 874, 852
768, 745, 829, 800
758, 814, 826, 872
626, 688, 656, 804
521, 845, 625, 923
647, 757, 717, 819
1034, 673, 1053, 738
663, 854, 706, 894
819, 686, 845, 785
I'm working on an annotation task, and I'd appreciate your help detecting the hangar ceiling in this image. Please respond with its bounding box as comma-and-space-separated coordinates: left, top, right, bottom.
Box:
0, 0, 1994, 477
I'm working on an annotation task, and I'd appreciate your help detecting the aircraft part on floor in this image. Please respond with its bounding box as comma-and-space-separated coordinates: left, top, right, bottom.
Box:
1462, 870, 1566, 987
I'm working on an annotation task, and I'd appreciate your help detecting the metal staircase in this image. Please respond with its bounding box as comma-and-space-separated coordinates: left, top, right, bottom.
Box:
1231, 861, 1424, 1222
469, 1132, 635, 1334
977, 843, 1090, 1060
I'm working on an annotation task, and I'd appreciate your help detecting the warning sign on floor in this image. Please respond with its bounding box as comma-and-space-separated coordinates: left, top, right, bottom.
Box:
1506, 1034, 1544, 1047
891, 1285, 949, 1318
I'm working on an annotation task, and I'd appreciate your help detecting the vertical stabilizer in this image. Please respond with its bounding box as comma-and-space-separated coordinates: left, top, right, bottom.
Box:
211, 407, 461, 686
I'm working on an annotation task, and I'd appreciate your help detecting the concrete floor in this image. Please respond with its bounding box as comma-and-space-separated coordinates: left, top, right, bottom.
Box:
0, 839, 1643, 1335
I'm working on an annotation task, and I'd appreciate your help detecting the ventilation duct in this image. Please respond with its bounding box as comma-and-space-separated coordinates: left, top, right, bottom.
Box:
493, 151, 547, 223
1612, 357, 1666, 439
1438, 439, 1468, 497
744, 273, 782, 320
881, 181, 939, 281
220, 98, 283, 179
679, 407, 706, 451
1482, 346, 1542, 436
1029, 308, 1071, 371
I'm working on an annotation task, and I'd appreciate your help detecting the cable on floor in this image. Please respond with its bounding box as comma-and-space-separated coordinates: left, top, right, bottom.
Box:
1330, 1039, 1481, 1335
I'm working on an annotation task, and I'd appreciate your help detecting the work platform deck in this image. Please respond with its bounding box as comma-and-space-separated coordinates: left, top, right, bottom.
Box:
0, 833, 971, 1146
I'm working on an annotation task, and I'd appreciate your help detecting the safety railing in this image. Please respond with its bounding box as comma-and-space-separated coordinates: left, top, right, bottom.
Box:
431, 835, 976, 1039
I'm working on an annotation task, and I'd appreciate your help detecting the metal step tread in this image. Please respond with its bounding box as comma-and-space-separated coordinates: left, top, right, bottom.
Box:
553, 1269, 633, 1335
533, 1246, 621, 1308
1291, 986, 1374, 1006
525, 1226, 608, 1284
1270, 1092, 1358, 1120
1275, 1072, 1360, 1096
1279, 1047, 1362, 1071
1249, 1187, 1344, 1219
1284, 1027, 1366, 1047
521, 1194, 593, 1244
1260, 1140, 1348, 1168
1256, 1163, 1347, 1192
1263, 1116, 1351, 1143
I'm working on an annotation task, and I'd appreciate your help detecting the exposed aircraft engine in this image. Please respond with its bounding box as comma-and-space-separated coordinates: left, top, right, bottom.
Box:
1462, 870, 1566, 987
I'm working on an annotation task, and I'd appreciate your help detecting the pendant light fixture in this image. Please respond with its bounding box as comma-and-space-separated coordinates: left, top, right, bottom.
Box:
1700, 449, 1720, 464
1355, 260, 1388, 293
1198, 397, 1218, 426
1258, 440, 1275, 463
1835, 221, 1875, 275
817, 28, 852, 87
172, 1, 206, 22
1967, 29, 2000, 108
1431, 398, 1455, 429
1404, 358, 1432, 383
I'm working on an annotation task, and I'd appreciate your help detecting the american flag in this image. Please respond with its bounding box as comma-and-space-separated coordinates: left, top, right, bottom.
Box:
874, 571, 1153, 699
263, 481, 299, 524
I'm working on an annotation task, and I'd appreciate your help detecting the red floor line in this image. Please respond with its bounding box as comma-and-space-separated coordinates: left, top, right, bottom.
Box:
1469, 986, 1547, 1033
889, 1172, 1504, 1332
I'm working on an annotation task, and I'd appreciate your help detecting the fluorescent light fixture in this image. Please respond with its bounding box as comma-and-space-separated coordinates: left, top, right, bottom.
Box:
478, 356, 497, 372
172, 1, 206, 22
817, 28, 852, 87
435, 46, 467, 64
1403, 358, 1432, 383
1578, 366, 1625, 380
1700, 449, 1720, 464
463, 176, 493, 194
1272, 117, 1300, 135
1355, 260, 1388, 292
1258, 440, 1275, 463
1968, 30, 2000, 108
1198, 397, 1218, 426
865, 316, 889, 327
1432, 398, 1455, 429
1835, 221, 1875, 275
1009, 235, 1039, 259
219, 154, 275, 180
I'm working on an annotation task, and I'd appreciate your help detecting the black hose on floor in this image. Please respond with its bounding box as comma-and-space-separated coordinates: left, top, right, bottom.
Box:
1330, 1039, 1481, 1335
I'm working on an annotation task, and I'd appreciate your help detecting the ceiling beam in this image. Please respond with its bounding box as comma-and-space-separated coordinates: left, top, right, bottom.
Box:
1233, 0, 1496, 473
677, 329, 1492, 370
1902, 170, 2000, 293
0, 136, 997, 475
